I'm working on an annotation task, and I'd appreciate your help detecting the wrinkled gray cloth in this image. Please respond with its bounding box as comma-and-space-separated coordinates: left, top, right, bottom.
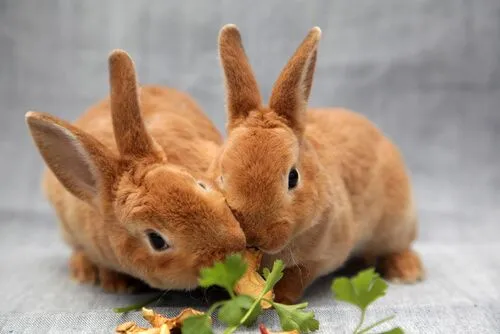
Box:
1, 1, 499, 333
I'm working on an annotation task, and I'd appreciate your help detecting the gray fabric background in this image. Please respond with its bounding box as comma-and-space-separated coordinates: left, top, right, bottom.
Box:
1, 0, 499, 333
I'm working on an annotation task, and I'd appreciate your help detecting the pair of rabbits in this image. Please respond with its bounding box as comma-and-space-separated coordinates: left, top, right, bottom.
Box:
26, 25, 424, 304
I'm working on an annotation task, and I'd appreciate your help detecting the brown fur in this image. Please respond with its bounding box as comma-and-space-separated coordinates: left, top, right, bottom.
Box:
26, 50, 246, 292
209, 25, 424, 304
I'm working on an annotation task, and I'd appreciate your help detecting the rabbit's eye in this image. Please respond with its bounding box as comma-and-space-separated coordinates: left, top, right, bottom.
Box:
288, 168, 299, 190
198, 181, 208, 190
146, 231, 169, 251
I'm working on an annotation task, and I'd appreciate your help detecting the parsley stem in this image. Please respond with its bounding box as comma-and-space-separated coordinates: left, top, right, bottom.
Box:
237, 299, 260, 328
226, 284, 270, 333
223, 325, 238, 334
357, 315, 395, 334
112, 294, 162, 313
353, 309, 366, 334
239, 292, 265, 324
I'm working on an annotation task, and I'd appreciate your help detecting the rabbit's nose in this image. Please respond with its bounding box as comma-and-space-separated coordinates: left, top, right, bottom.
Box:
231, 231, 246, 252
244, 234, 257, 248
221, 228, 246, 254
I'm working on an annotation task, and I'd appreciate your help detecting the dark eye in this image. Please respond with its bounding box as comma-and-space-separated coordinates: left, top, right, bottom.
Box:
146, 231, 169, 251
198, 181, 207, 190
288, 168, 299, 189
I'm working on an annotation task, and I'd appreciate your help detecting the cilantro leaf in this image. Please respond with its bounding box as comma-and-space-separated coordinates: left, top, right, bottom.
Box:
262, 267, 271, 280
331, 268, 387, 311
113, 294, 161, 313
218, 295, 262, 328
331, 267, 404, 334
379, 327, 404, 334
331, 277, 357, 306
181, 314, 213, 334
262, 260, 285, 295
351, 268, 387, 310
272, 301, 319, 333
199, 254, 247, 294
191, 257, 320, 334
218, 300, 245, 327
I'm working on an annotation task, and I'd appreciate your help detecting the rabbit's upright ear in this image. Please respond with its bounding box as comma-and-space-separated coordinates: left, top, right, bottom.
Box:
26, 111, 118, 204
108, 50, 161, 161
218, 24, 262, 130
269, 27, 321, 136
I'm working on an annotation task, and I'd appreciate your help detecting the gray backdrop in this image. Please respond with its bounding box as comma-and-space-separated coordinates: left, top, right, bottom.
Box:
1, 0, 499, 333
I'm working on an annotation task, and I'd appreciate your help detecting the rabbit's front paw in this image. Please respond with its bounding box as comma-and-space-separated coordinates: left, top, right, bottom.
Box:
69, 250, 98, 285
378, 248, 425, 283
274, 284, 303, 305
98, 267, 138, 293
273, 264, 312, 305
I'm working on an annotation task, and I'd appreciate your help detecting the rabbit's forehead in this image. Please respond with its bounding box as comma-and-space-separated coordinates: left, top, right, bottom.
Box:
116, 166, 220, 222
221, 127, 299, 176
120, 188, 220, 228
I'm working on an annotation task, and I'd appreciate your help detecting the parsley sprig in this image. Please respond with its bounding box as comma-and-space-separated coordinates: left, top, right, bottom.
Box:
182, 253, 319, 334
331, 268, 403, 334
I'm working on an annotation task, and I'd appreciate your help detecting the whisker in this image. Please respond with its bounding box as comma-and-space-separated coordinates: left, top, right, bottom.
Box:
153, 289, 170, 307
288, 242, 304, 288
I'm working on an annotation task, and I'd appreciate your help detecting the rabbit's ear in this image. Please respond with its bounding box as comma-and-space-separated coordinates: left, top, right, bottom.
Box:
269, 27, 321, 136
108, 50, 159, 160
218, 24, 262, 130
25, 111, 118, 204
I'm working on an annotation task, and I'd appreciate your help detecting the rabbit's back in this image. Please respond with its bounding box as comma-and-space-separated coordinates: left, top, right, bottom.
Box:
306, 108, 414, 243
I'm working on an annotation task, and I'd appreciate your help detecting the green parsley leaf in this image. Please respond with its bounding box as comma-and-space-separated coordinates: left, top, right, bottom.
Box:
112, 294, 161, 313
199, 254, 247, 294
218, 299, 245, 327
331, 268, 387, 311
379, 327, 404, 334
181, 314, 213, 334
262, 260, 285, 295
351, 268, 387, 310
331, 277, 357, 306
272, 301, 320, 333
331, 267, 404, 333
262, 267, 271, 280
218, 294, 262, 328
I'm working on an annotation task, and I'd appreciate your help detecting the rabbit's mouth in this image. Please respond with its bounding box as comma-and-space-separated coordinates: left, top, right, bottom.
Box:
252, 238, 289, 255
258, 245, 287, 255
247, 220, 293, 255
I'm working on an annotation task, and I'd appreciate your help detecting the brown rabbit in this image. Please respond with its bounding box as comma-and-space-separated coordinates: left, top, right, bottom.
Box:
25, 50, 246, 293
208, 25, 424, 304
